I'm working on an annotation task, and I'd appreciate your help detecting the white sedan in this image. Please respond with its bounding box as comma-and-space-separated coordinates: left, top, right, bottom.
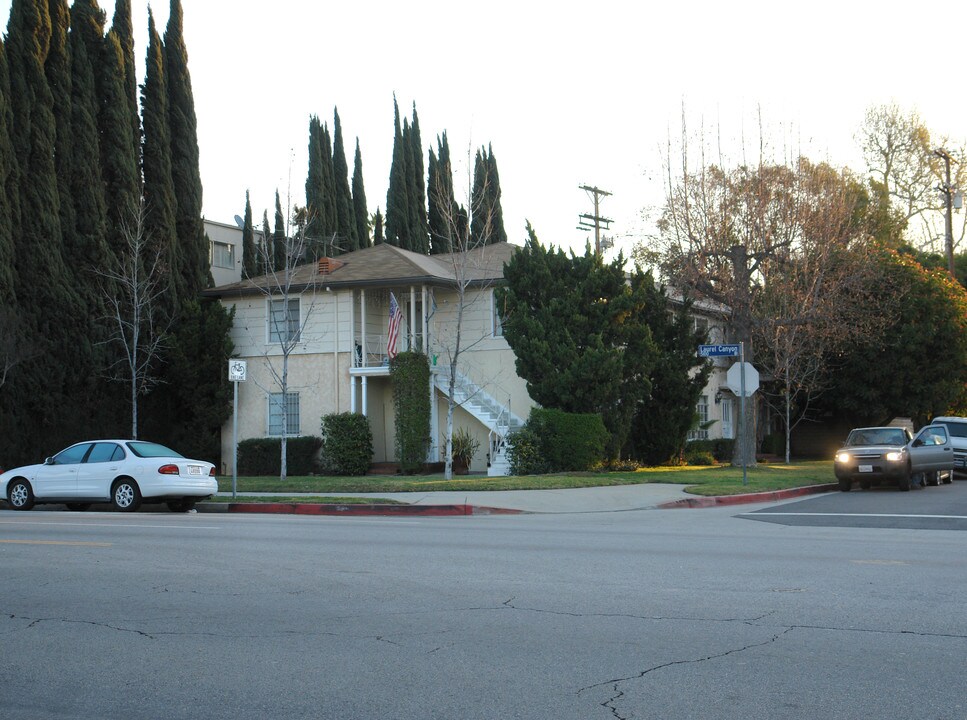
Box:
1, 440, 218, 513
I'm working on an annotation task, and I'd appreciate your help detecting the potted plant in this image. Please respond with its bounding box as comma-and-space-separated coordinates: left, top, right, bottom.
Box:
450, 427, 480, 475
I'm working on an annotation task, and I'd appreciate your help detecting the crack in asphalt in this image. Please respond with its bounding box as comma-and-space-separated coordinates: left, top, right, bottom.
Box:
580, 628, 795, 720
5, 613, 158, 639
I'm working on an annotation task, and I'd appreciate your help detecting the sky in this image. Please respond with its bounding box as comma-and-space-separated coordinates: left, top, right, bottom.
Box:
3, 1, 965, 258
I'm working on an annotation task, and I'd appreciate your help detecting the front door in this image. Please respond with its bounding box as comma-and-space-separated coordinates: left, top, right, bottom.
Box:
31, 442, 92, 499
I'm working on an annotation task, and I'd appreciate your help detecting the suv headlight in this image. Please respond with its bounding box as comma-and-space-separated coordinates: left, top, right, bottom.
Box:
885, 451, 903, 462
835, 452, 851, 463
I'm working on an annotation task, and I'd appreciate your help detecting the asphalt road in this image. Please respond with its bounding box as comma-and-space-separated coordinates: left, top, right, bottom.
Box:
1, 490, 966, 720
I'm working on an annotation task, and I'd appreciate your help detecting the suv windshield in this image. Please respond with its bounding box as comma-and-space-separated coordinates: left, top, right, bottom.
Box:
846, 428, 907, 447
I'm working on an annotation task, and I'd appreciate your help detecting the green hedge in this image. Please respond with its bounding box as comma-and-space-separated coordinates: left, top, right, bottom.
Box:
320, 413, 373, 476
237, 436, 322, 476
509, 408, 608, 473
686, 438, 735, 462
390, 352, 431, 474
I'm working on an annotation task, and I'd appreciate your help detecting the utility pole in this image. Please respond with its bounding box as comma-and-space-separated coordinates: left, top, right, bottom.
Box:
934, 148, 959, 277
577, 185, 613, 257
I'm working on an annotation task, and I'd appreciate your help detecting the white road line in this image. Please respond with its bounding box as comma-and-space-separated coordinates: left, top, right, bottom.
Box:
744, 512, 967, 520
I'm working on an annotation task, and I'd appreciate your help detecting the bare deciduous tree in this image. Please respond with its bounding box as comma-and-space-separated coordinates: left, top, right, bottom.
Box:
430, 148, 502, 480
859, 103, 967, 254
96, 197, 172, 439
651, 115, 885, 465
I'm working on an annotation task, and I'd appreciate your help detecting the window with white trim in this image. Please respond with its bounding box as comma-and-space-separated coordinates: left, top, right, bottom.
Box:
268, 392, 300, 436
687, 395, 709, 441
268, 298, 300, 344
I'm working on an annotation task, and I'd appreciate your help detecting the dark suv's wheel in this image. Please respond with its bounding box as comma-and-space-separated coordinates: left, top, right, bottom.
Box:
7, 479, 34, 510
898, 467, 911, 492
111, 478, 142, 512
838, 478, 851, 492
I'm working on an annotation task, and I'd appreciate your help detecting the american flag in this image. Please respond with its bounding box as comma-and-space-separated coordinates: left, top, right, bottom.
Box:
387, 292, 403, 359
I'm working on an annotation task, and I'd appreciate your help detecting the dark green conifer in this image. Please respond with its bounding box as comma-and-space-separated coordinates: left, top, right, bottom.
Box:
406, 103, 428, 253
273, 191, 286, 271
242, 190, 257, 278
108, 0, 140, 168
471, 145, 508, 245
373, 207, 384, 245
46, 0, 76, 267
5, 0, 82, 456
351, 138, 369, 248
384, 96, 408, 248
0, 40, 17, 305
428, 132, 458, 253
332, 107, 358, 252
305, 115, 323, 248
141, 8, 181, 307
165, 0, 211, 294
260, 210, 271, 275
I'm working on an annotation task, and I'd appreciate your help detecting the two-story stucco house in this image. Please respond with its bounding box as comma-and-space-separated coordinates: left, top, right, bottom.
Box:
206, 238, 740, 475
207, 241, 532, 475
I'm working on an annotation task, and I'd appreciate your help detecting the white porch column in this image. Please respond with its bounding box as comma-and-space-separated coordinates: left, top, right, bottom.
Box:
408, 285, 416, 352
349, 290, 357, 413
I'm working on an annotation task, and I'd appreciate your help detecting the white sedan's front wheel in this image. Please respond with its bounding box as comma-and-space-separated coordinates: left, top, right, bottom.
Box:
7, 480, 34, 510
111, 479, 142, 512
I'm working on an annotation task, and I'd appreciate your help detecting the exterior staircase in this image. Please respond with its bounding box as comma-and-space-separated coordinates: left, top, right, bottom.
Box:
432, 367, 525, 476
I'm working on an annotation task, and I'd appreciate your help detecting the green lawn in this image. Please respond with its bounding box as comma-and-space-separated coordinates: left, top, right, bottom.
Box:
217, 460, 835, 499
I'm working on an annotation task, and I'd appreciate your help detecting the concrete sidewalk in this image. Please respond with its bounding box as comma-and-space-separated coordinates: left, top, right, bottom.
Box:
207, 482, 837, 515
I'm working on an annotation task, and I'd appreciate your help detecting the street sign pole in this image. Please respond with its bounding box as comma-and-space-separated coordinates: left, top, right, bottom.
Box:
232, 379, 238, 500
740, 342, 747, 486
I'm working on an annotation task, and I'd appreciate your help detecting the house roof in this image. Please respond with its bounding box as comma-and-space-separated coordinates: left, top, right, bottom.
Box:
205, 241, 520, 298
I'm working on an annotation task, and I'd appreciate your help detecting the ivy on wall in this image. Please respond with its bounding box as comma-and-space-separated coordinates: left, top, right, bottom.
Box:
390, 351, 431, 473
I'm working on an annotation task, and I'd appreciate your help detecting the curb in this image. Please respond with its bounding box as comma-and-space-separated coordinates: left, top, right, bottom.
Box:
657, 483, 838, 509
196, 502, 524, 516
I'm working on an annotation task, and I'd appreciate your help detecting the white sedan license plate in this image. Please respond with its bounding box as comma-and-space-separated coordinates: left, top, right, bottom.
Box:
859, 465, 873, 473
188, 466, 203, 476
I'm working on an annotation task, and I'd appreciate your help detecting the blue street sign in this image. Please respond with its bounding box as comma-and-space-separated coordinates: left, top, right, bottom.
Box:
698, 344, 741, 358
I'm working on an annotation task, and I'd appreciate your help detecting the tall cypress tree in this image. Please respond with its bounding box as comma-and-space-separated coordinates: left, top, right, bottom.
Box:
46, 0, 76, 270
471, 145, 508, 245
242, 190, 257, 278
0, 40, 17, 306
332, 107, 357, 251
273, 190, 286, 271
165, 0, 210, 295
304, 115, 327, 257
68, 0, 109, 282
428, 132, 458, 253
99, 29, 140, 258
109, 0, 140, 171
261, 209, 272, 275
384, 95, 408, 248
141, 8, 180, 308
372, 207, 384, 245
351, 138, 369, 248
406, 102, 428, 254
318, 122, 337, 254
6, 0, 80, 456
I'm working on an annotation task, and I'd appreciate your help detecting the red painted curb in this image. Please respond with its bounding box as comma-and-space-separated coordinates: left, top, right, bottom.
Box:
657, 483, 838, 509
213, 503, 524, 516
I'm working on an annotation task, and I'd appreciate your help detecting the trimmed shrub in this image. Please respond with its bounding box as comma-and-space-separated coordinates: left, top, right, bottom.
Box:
683, 447, 716, 466
507, 426, 551, 475
509, 408, 608, 473
320, 413, 373, 476
687, 438, 735, 462
390, 352, 431, 474
237, 436, 322, 476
